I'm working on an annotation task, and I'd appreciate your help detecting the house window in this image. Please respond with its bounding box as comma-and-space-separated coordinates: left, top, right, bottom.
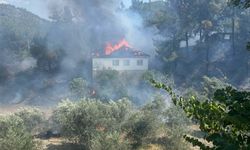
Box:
112, 60, 119, 66
123, 60, 130, 66
137, 59, 143, 66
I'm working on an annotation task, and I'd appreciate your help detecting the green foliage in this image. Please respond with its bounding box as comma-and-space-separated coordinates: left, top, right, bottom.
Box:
151, 79, 250, 149
52, 95, 191, 150
202, 76, 230, 99
53, 98, 132, 149
30, 37, 63, 73
132, 0, 249, 86
94, 70, 128, 100
125, 107, 163, 148
124, 95, 190, 150
247, 42, 250, 50
229, 0, 250, 8
0, 115, 40, 150
14, 108, 45, 134
69, 77, 89, 98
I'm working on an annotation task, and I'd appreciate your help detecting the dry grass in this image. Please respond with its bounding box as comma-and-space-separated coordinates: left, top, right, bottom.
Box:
0, 104, 54, 118
0, 104, 25, 116
138, 144, 165, 150
39, 138, 83, 150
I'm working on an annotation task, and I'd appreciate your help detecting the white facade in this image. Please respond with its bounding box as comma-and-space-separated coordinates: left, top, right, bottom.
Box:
92, 57, 148, 71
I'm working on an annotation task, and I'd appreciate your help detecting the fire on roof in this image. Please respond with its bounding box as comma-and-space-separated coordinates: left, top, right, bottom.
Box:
92, 39, 150, 58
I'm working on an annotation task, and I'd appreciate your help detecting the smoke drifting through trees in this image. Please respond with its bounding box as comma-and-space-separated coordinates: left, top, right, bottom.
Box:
0, 0, 249, 105
0, 1, 158, 105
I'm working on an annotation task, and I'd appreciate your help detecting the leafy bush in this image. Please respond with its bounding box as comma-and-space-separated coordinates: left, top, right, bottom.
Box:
124, 95, 191, 150
125, 97, 165, 148
0, 115, 40, 150
53, 98, 132, 149
202, 76, 230, 99
94, 70, 128, 100
14, 107, 45, 134
151, 79, 250, 149
69, 77, 89, 98
247, 42, 250, 50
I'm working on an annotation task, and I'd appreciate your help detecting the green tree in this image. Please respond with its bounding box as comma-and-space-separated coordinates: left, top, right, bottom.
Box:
151, 79, 250, 149
94, 70, 128, 100
229, 0, 250, 8
202, 76, 231, 99
124, 94, 191, 150
30, 37, 63, 73
14, 108, 45, 134
0, 115, 40, 150
69, 77, 89, 98
53, 98, 132, 149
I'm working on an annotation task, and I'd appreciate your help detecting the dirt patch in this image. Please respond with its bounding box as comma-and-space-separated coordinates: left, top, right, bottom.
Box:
40, 138, 82, 150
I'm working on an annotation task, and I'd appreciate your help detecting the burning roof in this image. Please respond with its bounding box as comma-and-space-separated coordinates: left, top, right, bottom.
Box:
93, 39, 150, 58
105, 39, 132, 55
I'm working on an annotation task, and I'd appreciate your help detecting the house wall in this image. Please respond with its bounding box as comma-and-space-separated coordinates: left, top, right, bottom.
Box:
92, 57, 148, 71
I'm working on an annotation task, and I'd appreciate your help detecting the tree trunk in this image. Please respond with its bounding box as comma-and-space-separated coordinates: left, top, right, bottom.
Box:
206, 46, 209, 76
199, 22, 202, 42
205, 32, 209, 76
232, 7, 236, 55
247, 56, 250, 77
185, 32, 189, 57
172, 34, 176, 73
27, 39, 30, 51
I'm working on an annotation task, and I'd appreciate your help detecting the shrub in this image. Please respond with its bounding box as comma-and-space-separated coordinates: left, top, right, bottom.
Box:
14, 107, 45, 134
94, 70, 128, 100
202, 76, 230, 99
69, 77, 89, 98
53, 98, 132, 149
53, 96, 192, 150
125, 95, 191, 150
151, 79, 250, 149
0, 115, 40, 150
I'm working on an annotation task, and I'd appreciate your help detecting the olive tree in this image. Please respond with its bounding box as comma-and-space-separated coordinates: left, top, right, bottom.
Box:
53, 98, 132, 149
0, 115, 40, 150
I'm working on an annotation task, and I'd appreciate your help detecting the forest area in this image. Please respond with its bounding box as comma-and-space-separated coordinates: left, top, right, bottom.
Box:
0, 0, 249, 150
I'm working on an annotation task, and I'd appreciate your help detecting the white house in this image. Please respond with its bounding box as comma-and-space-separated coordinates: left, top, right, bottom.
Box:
92, 47, 149, 72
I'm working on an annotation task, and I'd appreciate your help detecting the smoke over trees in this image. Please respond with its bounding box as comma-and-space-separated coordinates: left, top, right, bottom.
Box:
0, 0, 249, 149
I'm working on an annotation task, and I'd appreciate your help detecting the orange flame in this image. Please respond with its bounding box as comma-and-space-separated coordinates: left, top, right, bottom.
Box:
105, 39, 132, 55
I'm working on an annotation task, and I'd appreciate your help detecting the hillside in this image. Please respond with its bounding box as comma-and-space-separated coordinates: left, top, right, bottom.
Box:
0, 4, 50, 63
0, 4, 52, 104
0, 4, 49, 39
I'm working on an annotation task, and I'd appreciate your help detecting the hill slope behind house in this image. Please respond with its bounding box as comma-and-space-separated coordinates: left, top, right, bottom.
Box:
0, 4, 49, 39
0, 4, 50, 62
0, 4, 52, 104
